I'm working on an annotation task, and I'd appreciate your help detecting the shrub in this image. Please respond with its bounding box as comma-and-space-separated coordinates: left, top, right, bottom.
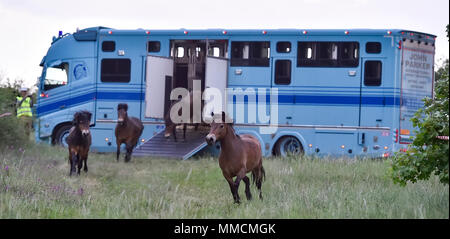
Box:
390, 60, 449, 185
0, 87, 28, 148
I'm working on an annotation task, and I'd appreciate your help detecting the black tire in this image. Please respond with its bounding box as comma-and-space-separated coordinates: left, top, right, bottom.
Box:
273, 136, 304, 157
53, 124, 72, 148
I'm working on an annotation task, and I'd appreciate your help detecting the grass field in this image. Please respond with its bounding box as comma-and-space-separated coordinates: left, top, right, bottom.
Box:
0, 144, 448, 219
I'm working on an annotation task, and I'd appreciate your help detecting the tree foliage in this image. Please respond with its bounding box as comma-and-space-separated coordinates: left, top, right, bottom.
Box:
390, 58, 449, 185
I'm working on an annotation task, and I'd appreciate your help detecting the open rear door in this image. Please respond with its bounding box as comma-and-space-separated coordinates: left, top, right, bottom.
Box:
204, 56, 228, 118
145, 56, 174, 118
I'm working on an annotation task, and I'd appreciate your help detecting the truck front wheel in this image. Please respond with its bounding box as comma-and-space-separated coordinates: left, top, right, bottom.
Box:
53, 125, 72, 148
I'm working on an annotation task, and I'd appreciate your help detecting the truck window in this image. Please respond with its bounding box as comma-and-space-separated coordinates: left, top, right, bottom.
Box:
148, 41, 161, 53
364, 61, 382, 86
43, 63, 69, 91
276, 42, 291, 53
231, 41, 270, 67
297, 42, 359, 67
366, 42, 381, 54
274, 60, 291, 85
101, 59, 131, 83
102, 41, 115, 52
340, 42, 359, 67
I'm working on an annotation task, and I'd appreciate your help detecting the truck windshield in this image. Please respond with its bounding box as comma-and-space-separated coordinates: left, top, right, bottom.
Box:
43, 63, 69, 91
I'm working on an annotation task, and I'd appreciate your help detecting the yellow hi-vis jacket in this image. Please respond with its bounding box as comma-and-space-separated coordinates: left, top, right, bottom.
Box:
16, 96, 33, 117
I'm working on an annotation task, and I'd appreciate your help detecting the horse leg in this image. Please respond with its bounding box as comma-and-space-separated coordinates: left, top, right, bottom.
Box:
77, 154, 82, 175
125, 144, 132, 163
69, 152, 77, 176
254, 165, 264, 200
116, 142, 121, 162
68, 153, 73, 176
233, 175, 243, 203
230, 169, 246, 204
256, 175, 263, 200
242, 176, 252, 201
83, 154, 88, 173
183, 124, 187, 141
172, 124, 177, 142
224, 174, 239, 203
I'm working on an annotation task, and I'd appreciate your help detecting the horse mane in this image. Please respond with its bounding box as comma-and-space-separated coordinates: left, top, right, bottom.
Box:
73, 111, 92, 126
227, 123, 240, 139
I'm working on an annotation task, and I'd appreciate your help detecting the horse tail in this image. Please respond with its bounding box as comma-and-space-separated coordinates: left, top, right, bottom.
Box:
260, 165, 266, 182
251, 170, 257, 185
252, 161, 265, 186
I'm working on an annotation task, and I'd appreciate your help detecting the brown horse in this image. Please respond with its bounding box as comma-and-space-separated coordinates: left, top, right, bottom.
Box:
115, 103, 144, 162
164, 91, 204, 142
205, 112, 265, 203
66, 111, 92, 176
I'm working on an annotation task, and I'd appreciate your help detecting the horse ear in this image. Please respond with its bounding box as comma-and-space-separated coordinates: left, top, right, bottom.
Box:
87, 111, 92, 121
73, 112, 79, 126
221, 111, 225, 123
117, 103, 128, 111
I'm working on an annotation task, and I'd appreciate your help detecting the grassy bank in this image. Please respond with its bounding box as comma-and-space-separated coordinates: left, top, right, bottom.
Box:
0, 144, 448, 218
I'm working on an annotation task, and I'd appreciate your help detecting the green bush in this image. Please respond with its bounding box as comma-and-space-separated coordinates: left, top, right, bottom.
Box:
390, 60, 449, 185
0, 87, 27, 148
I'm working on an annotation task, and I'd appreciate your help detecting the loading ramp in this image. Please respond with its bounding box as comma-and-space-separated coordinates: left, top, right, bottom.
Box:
133, 127, 209, 160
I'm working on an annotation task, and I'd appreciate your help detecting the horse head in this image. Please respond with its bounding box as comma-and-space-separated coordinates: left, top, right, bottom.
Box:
206, 111, 233, 145
117, 103, 128, 126
73, 111, 92, 137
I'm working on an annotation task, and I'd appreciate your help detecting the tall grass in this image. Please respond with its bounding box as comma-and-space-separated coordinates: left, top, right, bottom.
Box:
0, 144, 448, 218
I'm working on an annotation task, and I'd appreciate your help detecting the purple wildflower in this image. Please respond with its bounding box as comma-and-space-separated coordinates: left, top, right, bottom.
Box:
77, 188, 84, 196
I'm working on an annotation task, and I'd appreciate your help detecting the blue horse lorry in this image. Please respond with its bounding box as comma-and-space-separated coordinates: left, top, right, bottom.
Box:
36, 27, 435, 159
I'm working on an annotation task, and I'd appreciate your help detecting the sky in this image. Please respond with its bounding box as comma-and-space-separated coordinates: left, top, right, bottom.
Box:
0, 0, 448, 89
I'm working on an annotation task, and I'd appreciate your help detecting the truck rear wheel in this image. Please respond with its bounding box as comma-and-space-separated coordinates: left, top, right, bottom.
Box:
274, 136, 304, 157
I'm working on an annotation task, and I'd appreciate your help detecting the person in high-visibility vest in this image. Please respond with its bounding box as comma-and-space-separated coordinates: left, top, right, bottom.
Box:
16, 87, 33, 137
